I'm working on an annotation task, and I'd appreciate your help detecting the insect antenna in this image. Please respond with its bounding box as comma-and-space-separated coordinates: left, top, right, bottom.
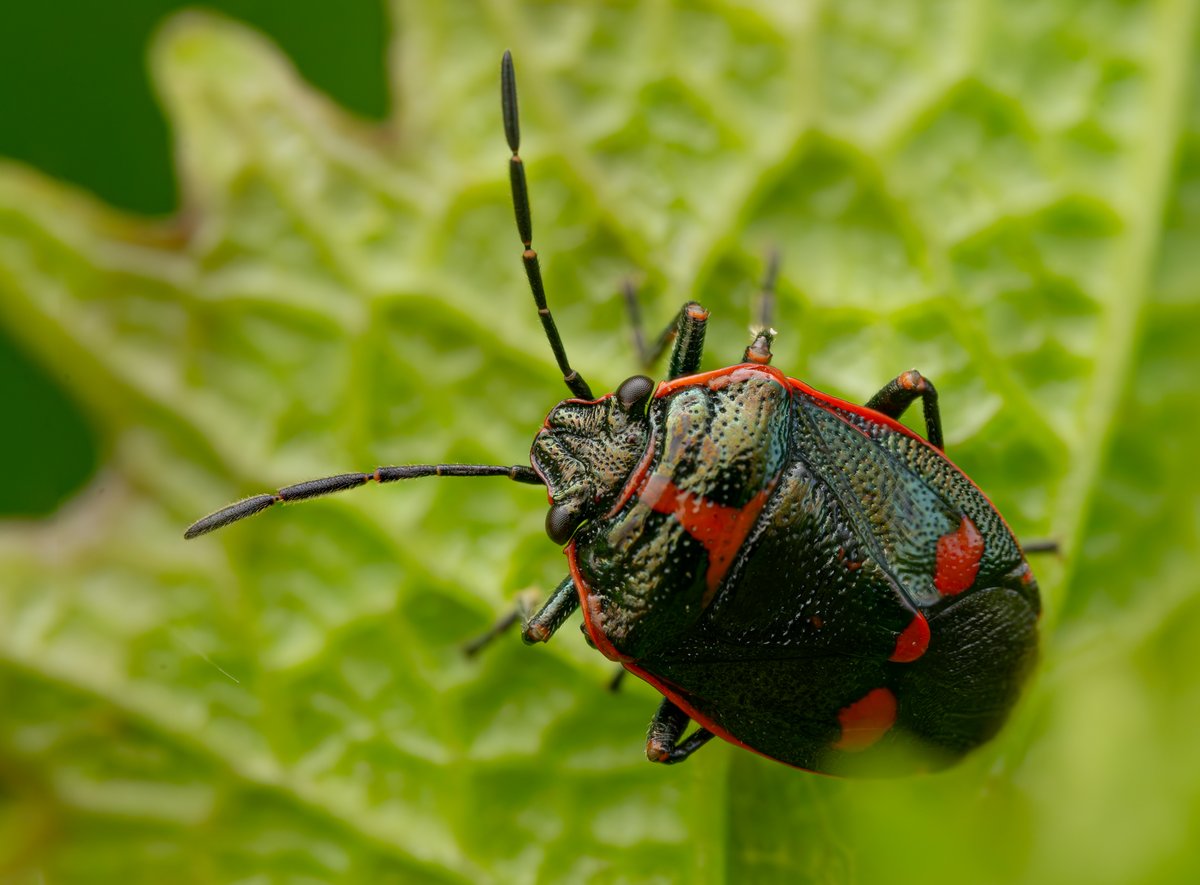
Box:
501, 50, 594, 400
184, 464, 543, 539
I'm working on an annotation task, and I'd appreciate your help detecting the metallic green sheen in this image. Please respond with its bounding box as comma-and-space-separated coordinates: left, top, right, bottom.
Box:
536, 365, 1040, 773
578, 370, 791, 659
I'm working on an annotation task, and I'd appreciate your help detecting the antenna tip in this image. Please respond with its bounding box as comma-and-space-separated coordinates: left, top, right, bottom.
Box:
500, 50, 520, 153
184, 494, 277, 539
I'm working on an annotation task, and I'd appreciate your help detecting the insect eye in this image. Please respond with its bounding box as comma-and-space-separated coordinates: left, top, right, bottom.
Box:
616, 375, 655, 413
545, 502, 584, 545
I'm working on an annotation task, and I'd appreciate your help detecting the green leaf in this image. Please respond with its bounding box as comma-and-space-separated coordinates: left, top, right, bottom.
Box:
2, 3, 1199, 882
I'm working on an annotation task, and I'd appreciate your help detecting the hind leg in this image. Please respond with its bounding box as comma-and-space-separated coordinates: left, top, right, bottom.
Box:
866, 370, 944, 450
645, 697, 715, 764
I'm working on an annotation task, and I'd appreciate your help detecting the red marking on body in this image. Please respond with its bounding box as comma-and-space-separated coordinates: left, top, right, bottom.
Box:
656, 363, 786, 398
779, 374, 1027, 551
837, 546, 865, 571
566, 541, 629, 663
707, 373, 734, 391
833, 687, 897, 752
654, 365, 1017, 560
686, 304, 709, 321
640, 474, 774, 605
784, 375, 930, 446
934, 516, 985, 595
889, 613, 930, 663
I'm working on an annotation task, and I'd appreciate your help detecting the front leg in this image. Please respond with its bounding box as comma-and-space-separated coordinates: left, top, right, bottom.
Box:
645, 696, 716, 764
462, 575, 579, 656
865, 369, 944, 450
520, 575, 580, 644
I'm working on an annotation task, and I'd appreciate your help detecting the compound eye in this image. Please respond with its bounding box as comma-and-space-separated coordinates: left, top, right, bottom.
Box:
545, 502, 583, 545
615, 374, 655, 413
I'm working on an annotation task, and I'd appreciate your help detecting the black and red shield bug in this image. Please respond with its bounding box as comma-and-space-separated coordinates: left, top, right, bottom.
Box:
187, 52, 1044, 774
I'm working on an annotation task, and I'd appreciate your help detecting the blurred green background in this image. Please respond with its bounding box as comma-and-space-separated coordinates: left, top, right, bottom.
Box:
1, 1, 1199, 883
0, 0, 387, 518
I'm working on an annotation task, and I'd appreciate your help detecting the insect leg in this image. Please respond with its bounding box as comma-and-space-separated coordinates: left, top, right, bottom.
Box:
743, 329, 776, 366
461, 588, 539, 657
645, 696, 716, 764
461, 575, 579, 657
743, 249, 780, 366
520, 574, 581, 644
1022, 539, 1061, 555
621, 281, 709, 376
666, 302, 709, 379
865, 370, 944, 450
620, 279, 655, 368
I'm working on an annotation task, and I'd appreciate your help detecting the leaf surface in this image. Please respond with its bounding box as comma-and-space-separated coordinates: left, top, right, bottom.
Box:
1, 3, 1198, 882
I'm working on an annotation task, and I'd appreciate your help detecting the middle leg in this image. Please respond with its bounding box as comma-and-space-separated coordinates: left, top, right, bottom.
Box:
865, 369, 944, 450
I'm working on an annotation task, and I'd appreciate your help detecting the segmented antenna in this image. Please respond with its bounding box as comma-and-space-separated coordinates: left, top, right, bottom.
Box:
501, 51, 594, 400
185, 464, 542, 538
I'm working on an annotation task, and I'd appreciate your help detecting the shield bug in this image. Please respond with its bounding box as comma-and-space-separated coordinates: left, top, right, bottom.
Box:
187, 51, 1043, 774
